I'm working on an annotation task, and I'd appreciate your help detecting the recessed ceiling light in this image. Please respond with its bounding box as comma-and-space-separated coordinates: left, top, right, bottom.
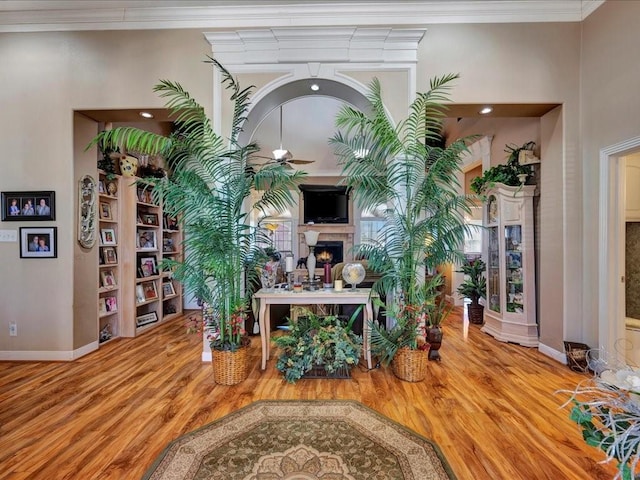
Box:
479, 106, 493, 115
139, 111, 154, 119
310, 84, 320, 92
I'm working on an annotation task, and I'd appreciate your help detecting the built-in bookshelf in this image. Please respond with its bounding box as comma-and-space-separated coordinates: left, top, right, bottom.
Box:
116, 177, 183, 337
97, 172, 121, 344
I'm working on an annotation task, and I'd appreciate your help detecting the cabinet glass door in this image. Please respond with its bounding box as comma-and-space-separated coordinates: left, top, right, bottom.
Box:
505, 225, 523, 313
488, 226, 500, 312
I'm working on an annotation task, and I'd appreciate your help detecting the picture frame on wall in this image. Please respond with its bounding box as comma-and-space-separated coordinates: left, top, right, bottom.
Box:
2, 191, 55, 221
19, 227, 57, 258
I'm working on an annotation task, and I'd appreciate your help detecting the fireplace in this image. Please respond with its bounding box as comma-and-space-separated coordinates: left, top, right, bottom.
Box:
314, 241, 343, 267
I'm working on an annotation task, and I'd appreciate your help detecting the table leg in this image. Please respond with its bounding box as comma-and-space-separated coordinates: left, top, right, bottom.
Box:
259, 300, 269, 370
363, 301, 373, 369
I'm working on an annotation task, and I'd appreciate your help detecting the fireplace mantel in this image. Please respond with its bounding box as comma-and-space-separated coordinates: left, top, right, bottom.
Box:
298, 223, 356, 263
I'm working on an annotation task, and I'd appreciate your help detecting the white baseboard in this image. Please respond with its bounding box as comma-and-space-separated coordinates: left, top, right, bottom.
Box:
202, 352, 212, 362
538, 342, 567, 364
0, 341, 99, 361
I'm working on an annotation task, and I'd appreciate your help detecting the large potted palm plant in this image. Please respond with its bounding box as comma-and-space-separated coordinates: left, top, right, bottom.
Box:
91, 58, 305, 384
330, 74, 475, 377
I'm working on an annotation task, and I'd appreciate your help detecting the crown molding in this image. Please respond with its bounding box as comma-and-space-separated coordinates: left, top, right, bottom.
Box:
205, 27, 426, 65
0, 1, 607, 33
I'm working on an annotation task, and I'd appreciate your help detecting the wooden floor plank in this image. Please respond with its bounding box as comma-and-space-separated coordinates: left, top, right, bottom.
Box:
0, 307, 615, 480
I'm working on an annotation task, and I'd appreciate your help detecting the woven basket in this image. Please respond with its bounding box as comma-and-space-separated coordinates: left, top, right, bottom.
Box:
392, 347, 429, 382
211, 340, 250, 385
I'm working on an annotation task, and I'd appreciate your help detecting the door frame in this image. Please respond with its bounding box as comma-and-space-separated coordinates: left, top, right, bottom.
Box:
598, 135, 640, 358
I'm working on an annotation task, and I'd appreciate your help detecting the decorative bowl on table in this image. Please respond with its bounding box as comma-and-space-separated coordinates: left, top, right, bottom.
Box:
342, 263, 366, 291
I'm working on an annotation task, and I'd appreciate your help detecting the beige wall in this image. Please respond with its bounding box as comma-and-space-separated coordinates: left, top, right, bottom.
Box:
0, 29, 211, 358
2, 5, 638, 358
581, 1, 640, 346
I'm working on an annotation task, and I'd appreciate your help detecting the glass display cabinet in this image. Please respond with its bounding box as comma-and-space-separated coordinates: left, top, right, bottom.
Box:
481, 183, 538, 347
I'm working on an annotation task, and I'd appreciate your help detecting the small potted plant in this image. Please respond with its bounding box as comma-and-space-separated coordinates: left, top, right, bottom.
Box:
456, 258, 487, 324
273, 308, 362, 383
470, 141, 536, 196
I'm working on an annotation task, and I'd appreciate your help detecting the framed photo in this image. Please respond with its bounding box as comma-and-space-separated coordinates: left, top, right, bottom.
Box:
141, 281, 158, 300
136, 311, 158, 327
137, 186, 153, 204
137, 230, 157, 250
136, 285, 145, 304
2, 191, 55, 221
140, 257, 157, 277
163, 237, 175, 253
101, 228, 116, 245
102, 246, 118, 265
98, 298, 107, 313
141, 213, 159, 226
98, 180, 106, 194
19, 227, 57, 259
162, 281, 176, 297
163, 214, 179, 231
100, 269, 117, 288
99, 202, 112, 220
105, 296, 118, 312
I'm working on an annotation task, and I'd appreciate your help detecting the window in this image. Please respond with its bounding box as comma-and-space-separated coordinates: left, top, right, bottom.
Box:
464, 206, 483, 254
262, 219, 293, 253
359, 204, 386, 245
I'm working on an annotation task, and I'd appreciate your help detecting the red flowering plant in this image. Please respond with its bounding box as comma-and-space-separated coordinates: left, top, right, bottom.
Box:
186, 301, 248, 352
369, 296, 431, 366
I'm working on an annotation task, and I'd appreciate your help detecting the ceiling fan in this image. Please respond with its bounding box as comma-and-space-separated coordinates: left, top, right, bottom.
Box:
252, 105, 315, 169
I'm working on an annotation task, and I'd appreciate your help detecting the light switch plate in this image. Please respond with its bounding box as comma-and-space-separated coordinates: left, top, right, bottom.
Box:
0, 230, 18, 242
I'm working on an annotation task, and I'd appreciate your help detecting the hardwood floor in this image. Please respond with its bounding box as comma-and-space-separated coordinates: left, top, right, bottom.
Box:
0, 308, 615, 480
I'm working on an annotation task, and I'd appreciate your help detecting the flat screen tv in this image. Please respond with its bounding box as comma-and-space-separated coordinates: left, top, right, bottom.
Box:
300, 184, 349, 224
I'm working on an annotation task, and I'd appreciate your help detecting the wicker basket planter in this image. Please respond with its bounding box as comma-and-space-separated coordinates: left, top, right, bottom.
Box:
467, 303, 484, 325
211, 338, 250, 385
391, 346, 429, 382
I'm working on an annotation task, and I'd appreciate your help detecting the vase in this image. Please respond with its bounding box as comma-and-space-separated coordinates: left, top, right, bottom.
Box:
211, 338, 250, 385
260, 260, 279, 291
426, 326, 443, 361
391, 346, 428, 382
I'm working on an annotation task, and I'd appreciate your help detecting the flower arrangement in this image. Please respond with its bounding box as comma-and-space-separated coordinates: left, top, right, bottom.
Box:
560, 352, 640, 479
273, 308, 362, 383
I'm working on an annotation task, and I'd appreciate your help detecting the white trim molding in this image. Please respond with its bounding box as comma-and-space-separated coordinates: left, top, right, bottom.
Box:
598, 135, 640, 360
0, 341, 98, 361
0, 1, 606, 33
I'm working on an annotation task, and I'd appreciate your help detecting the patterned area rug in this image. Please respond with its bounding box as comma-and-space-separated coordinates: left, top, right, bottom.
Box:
142, 400, 456, 480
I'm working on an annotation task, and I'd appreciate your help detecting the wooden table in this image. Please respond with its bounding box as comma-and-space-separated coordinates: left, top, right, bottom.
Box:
253, 288, 376, 370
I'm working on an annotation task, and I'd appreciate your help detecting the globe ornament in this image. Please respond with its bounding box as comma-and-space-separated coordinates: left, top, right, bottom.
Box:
342, 263, 366, 291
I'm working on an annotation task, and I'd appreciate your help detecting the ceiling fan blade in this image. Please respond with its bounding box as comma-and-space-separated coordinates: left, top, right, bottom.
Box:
289, 159, 315, 165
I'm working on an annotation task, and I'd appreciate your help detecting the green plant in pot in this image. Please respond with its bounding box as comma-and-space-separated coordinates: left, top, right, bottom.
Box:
273, 307, 363, 384
456, 258, 486, 325
90, 58, 305, 384
330, 74, 476, 375
470, 141, 536, 196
